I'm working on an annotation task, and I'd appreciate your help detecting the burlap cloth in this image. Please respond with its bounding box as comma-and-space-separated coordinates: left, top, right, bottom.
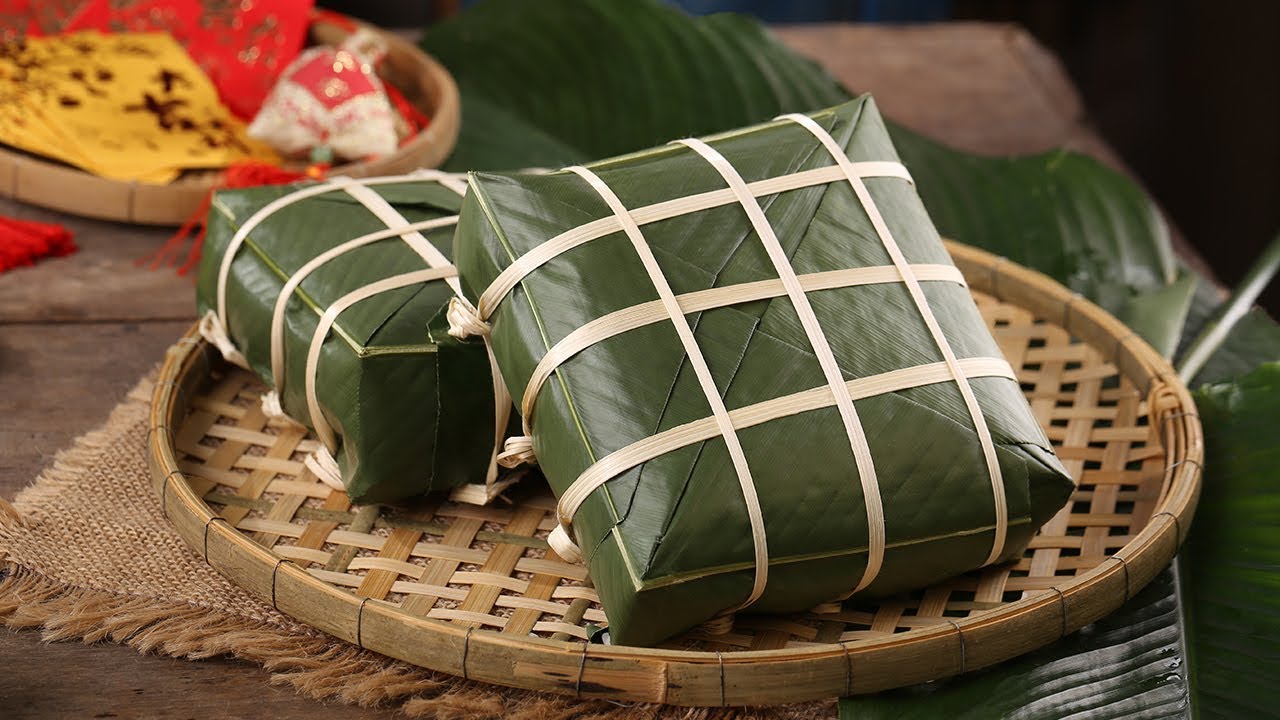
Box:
0, 374, 829, 718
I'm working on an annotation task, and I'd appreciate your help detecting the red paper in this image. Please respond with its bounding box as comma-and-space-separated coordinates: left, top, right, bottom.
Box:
0, 0, 313, 119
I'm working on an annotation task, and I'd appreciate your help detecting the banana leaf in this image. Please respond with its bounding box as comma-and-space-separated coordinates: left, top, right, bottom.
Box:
453, 97, 1074, 646
1178, 235, 1280, 385
839, 362, 1280, 719
422, 0, 1190, 356
195, 178, 499, 504
1182, 363, 1280, 717
842, 568, 1190, 719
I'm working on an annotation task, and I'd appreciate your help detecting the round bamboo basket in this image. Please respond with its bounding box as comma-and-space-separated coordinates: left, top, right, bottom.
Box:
146, 242, 1202, 706
0, 18, 459, 226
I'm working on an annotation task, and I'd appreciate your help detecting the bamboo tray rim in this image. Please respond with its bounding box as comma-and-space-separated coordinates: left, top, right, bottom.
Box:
146, 241, 1203, 706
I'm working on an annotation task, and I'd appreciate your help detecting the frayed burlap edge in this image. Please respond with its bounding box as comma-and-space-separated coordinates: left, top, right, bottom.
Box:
0, 373, 831, 719
0, 564, 550, 719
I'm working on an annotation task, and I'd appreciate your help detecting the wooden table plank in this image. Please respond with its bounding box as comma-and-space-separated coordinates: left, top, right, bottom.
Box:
772, 24, 1106, 159
0, 203, 193, 324
0, 320, 191, 497
0, 630, 387, 720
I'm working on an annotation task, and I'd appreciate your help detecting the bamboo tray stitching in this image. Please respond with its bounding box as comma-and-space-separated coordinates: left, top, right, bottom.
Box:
147, 242, 1202, 706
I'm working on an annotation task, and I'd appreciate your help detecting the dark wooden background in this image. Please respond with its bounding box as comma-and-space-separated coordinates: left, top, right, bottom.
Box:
954, 0, 1280, 314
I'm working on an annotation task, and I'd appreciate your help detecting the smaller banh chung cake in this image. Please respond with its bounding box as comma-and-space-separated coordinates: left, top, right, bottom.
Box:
451, 96, 1075, 646
196, 171, 511, 505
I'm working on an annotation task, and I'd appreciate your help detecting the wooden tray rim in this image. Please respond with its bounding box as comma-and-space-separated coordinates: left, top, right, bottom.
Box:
145, 241, 1203, 706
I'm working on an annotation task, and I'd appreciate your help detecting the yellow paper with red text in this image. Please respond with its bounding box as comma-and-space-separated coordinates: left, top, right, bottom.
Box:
0, 32, 278, 184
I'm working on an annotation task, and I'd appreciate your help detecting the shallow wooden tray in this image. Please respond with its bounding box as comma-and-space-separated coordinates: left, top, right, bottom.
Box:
0, 17, 459, 225
146, 242, 1202, 706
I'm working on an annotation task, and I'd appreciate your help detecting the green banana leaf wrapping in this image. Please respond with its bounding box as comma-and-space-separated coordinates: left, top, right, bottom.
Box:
195, 176, 500, 505
454, 97, 1075, 646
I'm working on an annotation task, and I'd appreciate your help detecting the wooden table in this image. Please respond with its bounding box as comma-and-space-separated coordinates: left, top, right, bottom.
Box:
0, 23, 1183, 719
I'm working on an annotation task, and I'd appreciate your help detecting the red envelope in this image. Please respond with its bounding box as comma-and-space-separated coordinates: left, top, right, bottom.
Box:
0, 0, 313, 119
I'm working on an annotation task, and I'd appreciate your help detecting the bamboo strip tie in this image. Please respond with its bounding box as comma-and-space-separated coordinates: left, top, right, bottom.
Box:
555, 357, 1017, 539
303, 267, 460, 451
263, 215, 461, 419
473, 162, 913, 320
203, 170, 513, 494
676, 136, 885, 593
518, 264, 966, 432
453, 124, 1015, 610
564, 165, 769, 607
780, 112, 1008, 566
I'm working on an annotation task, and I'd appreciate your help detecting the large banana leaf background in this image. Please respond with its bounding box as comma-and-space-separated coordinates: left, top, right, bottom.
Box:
421, 0, 1280, 715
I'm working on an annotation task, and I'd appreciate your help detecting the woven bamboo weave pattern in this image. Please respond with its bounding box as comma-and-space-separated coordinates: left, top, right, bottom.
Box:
150, 242, 1201, 705
174, 288, 1162, 649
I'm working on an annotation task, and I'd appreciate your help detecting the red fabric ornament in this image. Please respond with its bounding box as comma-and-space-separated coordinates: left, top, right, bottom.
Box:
0, 0, 314, 119
247, 27, 397, 161
310, 9, 430, 143
0, 216, 77, 273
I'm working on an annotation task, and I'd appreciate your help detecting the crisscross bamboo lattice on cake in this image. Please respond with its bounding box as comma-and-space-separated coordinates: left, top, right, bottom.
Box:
172, 288, 1164, 651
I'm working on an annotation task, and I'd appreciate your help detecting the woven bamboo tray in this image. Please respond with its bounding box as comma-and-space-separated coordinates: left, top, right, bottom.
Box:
146, 242, 1202, 706
0, 17, 459, 225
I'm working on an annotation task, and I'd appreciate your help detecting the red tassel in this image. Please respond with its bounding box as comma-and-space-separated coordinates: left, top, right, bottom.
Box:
169, 192, 215, 277
224, 161, 318, 188
139, 160, 325, 276
0, 216, 77, 273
